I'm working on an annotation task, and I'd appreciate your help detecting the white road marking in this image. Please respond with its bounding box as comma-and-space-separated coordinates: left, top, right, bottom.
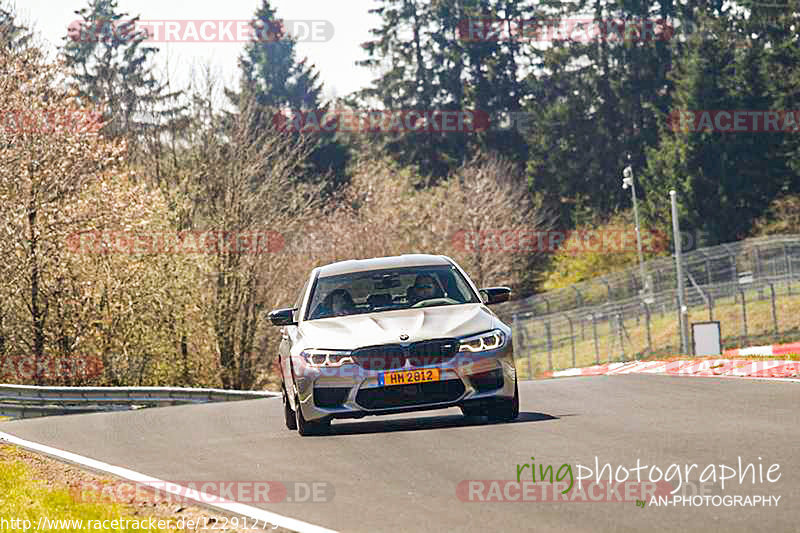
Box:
0, 431, 339, 533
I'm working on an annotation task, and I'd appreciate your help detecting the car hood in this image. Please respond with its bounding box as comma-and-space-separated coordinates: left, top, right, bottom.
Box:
296, 303, 498, 350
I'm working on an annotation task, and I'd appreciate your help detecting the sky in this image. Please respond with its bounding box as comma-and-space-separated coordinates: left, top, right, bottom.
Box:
13, 0, 381, 101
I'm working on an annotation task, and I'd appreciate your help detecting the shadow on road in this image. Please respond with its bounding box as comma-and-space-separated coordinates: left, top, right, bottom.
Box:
315, 411, 559, 437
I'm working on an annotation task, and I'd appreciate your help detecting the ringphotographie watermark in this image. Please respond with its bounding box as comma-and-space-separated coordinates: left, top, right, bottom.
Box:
67, 18, 334, 43
457, 455, 783, 507
271, 109, 491, 134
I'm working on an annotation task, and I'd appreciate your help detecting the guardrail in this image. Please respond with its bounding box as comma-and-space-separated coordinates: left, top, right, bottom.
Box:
0, 385, 279, 419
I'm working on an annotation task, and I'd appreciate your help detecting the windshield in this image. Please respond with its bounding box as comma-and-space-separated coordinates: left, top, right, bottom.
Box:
305, 265, 480, 320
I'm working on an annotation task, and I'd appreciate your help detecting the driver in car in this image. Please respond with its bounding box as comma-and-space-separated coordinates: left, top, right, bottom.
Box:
407, 274, 443, 305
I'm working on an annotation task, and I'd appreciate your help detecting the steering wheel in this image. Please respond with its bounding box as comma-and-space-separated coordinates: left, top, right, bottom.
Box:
410, 297, 459, 308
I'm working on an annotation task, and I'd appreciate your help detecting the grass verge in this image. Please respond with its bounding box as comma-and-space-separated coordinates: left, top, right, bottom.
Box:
0, 445, 287, 532
0, 449, 179, 532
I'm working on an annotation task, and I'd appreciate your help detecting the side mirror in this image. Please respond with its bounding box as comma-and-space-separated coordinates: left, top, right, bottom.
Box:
268, 308, 297, 326
479, 287, 511, 305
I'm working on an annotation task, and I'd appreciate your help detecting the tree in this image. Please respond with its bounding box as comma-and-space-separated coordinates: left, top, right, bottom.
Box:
61, 0, 184, 155
1, 43, 218, 387
357, 0, 532, 181
0, 45, 125, 382
753, 0, 800, 193
641, 14, 787, 244
0, 3, 31, 50
524, 0, 683, 226
237, 1, 323, 110
302, 152, 551, 296
227, 0, 349, 192
181, 94, 317, 389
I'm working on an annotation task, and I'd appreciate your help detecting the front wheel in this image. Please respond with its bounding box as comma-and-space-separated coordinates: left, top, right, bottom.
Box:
295, 395, 330, 436
487, 378, 519, 422
460, 405, 485, 418
283, 386, 297, 430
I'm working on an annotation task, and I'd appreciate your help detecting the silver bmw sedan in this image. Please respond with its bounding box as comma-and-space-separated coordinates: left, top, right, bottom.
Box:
268, 254, 518, 436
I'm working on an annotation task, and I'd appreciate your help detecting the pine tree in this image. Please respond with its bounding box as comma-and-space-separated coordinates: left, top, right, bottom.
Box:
358, 0, 532, 181
523, 0, 686, 225
227, 0, 349, 191
753, 0, 800, 191
641, 14, 787, 244
236, 1, 323, 110
356, 0, 442, 181
61, 0, 184, 152
0, 5, 31, 50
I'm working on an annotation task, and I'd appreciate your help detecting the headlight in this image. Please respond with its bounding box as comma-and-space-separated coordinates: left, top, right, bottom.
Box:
300, 349, 354, 367
459, 329, 506, 352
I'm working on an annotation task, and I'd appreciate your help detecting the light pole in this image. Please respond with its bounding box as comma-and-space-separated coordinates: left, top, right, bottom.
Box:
670, 190, 689, 354
623, 166, 649, 296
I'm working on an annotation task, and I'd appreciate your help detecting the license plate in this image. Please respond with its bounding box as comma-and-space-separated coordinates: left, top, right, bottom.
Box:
379, 368, 440, 387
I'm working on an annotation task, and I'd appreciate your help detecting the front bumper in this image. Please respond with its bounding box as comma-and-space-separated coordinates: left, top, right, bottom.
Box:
291, 341, 515, 422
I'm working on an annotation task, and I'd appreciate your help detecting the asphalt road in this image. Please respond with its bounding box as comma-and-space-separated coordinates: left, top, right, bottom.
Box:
2, 375, 798, 532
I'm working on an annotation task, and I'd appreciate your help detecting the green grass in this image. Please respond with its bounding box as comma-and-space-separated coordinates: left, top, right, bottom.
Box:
0, 448, 179, 532
514, 281, 800, 378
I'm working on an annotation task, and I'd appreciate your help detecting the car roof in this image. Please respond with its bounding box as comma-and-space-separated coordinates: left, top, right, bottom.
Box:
317, 254, 453, 278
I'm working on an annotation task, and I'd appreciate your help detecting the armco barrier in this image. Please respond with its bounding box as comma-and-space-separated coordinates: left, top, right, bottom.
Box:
0, 385, 278, 419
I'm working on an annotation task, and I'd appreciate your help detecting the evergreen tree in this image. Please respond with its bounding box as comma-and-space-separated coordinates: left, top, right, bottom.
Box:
358, 0, 533, 182
753, 0, 800, 192
0, 5, 31, 50
641, 14, 787, 244
61, 0, 184, 152
358, 0, 442, 180
523, 0, 684, 225
237, 2, 323, 110
227, 0, 349, 192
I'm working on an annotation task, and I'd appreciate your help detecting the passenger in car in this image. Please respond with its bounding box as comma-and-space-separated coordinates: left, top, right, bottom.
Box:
313, 289, 356, 318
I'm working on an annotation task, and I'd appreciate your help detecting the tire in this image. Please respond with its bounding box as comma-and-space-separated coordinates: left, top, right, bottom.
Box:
283, 386, 297, 430
461, 405, 485, 418
295, 395, 330, 436
487, 378, 519, 423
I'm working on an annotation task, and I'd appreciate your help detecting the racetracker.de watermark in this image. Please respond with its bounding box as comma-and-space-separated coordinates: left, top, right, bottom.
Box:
272, 109, 491, 134
67, 19, 334, 43
456, 480, 782, 506
451, 229, 671, 255
65, 230, 285, 254
669, 110, 800, 132
0, 354, 103, 382
271, 354, 500, 379
71, 480, 334, 505
457, 17, 675, 42
456, 480, 673, 502
0, 109, 103, 134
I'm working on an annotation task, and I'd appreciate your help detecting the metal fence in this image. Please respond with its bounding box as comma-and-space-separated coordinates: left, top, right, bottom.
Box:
498, 235, 800, 378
